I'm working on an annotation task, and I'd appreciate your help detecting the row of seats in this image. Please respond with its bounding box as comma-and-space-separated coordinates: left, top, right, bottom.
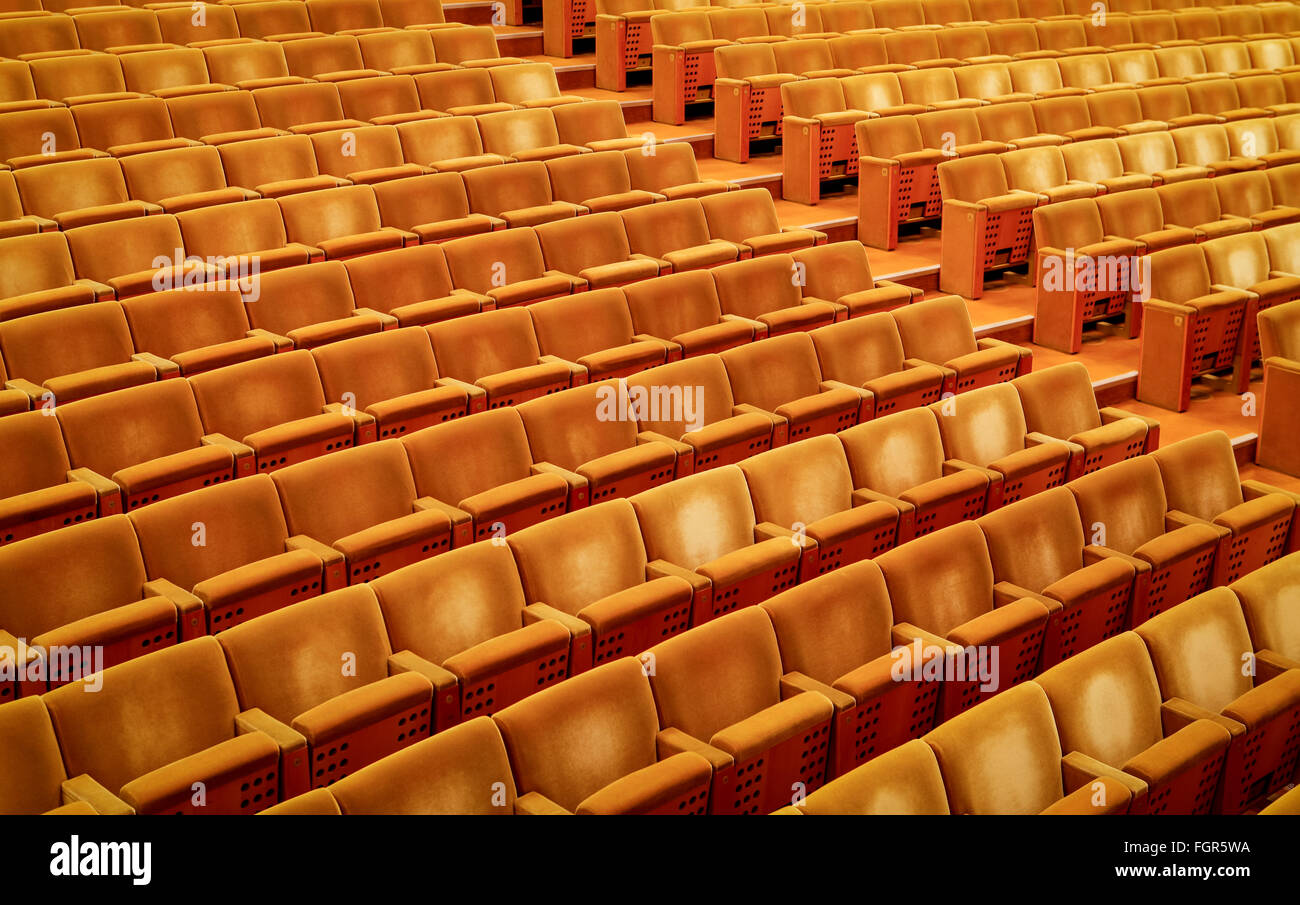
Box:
0, 284, 1001, 549
781, 563, 1299, 814
4, 430, 1290, 814
647, 4, 1300, 122
936, 135, 1299, 299
0, 1, 461, 60
722, 39, 1300, 166
594, 0, 1300, 93
783, 66, 1300, 203
0, 181, 831, 352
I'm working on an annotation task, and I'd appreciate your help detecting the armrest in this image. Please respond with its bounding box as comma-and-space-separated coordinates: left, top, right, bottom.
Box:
66, 467, 121, 513
515, 790, 572, 815
993, 579, 1059, 613
1161, 697, 1244, 739
61, 774, 135, 816
539, 354, 588, 385
286, 534, 344, 569
130, 350, 180, 379
719, 313, 767, 338
523, 602, 591, 641
780, 671, 856, 712
851, 486, 913, 514
1242, 479, 1300, 508
387, 649, 458, 693
434, 375, 487, 410
655, 727, 732, 772
891, 621, 964, 656
5, 377, 45, 401
943, 458, 1000, 483
0, 628, 37, 670
530, 461, 588, 493
247, 327, 293, 351
1061, 750, 1147, 799
1082, 544, 1150, 574
1165, 508, 1228, 539
1256, 650, 1300, 681
646, 558, 710, 594
352, 307, 399, 329
143, 577, 204, 632
235, 708, 307, 754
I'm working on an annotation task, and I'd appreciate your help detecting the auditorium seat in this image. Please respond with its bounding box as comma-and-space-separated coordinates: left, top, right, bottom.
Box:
177, 198, 323, 273
720, 332, 864, 443
478, 108, 590, 163
791, 242, 919, 317
306, 0, 387, 36
1135, 84, 1223, 130
270, 440, 451, 586
0, 516, 190, 690
893, 294, 1029, 395
0, 14, 79, 60
837, 407, 990, 542
1012, 363, 1157, 480
1136, 243, 1251, 412
0, 232, 112, 322
243, 260, 391, 349
714, 255, 841, 336
72, 8, 168, 54
263, 718, 517, 815
494, 657, 712, 814
395, 115, 508, 172
41, 636, 290, 814
251, 83, 362, 135
156, 2, 242, 48
72, 97, 201, 158
28, 53, 138, 106
231, 0, 320, 42
121, 284, 282, 376
630, 466, 802, 623
926, 681, 1133, 814
309, 125, 430, 185
355, 29, 451, 77
853, 116, 948, 252
429, 24, 526, 68
553, 99, 650, 153
65, 214, 218, 299
427, 306, 581, 407
1213, 171, 1300, 230
1171, 124, 1266, 176
644, 606, 835, 814
700, 188, 823, 257
441, 229, 584, 308
508, 500, 695, 663
0, 410, 104, 546
930, 382, 1071, 509
490, 62, 584, 109
937, 155, 1039, 298
1135, 587, 1300, 813
463, 160, 585, 228
624, 142, 730, 200
277, 184, 416, 259
1034, 632, 1233, 814
527, 285, 671, 377
545, 151, 663, 214
1151, 431, 1296, 586
1230, 553, 1300, 671
400, 408, 574, 545
0, 170, 46, 238
0, 695, 125, 814
0, 303, 162, 404
622, 268, 757, 358
621, 198, 746, 271
1157, 179, 1252, 241
1255, 296, 1300, 478
370, 542, 582, 728
312, 328, 469, 438
1068, 455, 1220, 626
516, 380, 680, 501
413, 68, 513, 117
119, 145, 257, 214
166, 91, 285, 146
535, 214, 662, 291
1095, 188, 1199, 253
344, 242, 491, 328
216, 585, 435, 789
1117, 132, 1211, 187
876, 520, 1055, 717
781, 738, 949, 815
372, 171, 504, 243
14, 158, 161, 230
120, 47, 232, 99
188, 349, 362, 473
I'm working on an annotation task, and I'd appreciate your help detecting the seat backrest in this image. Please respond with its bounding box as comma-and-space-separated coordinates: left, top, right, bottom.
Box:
29, 52, 126, 102
429, 23, 503, 63
924, 681, 1066, 815
715, 41, 778, 79
0, 515, 147, 638
311, 125, 406, 178
623, 142, 703, 194
1150, 430, 1245, 522
1033, 197, 1105, 253
44, 636, 242, 795
120, 145, 229, 203
378, 0, 447, 27
120, 284, 252, 361
0, 13, 77, 58
489, 62, 563, 106
1135, 586, 1254, 715
526, 285, 634, 362
876, 520, 995, 635
1215, 170, 1276, 221
0, 409, 74, 501
1096, 187, 1167, 239
73, 8, 163, 51
891, 294, 978, 363
644, 606, 782, 740
440, 229, 548, 296
463, 160, 553, 217
1229, 555, 1300, 662
166, 91, 264, 142
977, 485, 1088, 596
311, 327, 440, 412
623, 353, 735, 437
15, 157, 130, 220
282, 34, 368, 79
357, 28, 437, 70
711, 253, 804, 322
1202, 230, 1271, 291
976, 101, 1042, 144
0, 302, 135, 386
157, 2, 239, 45
829, 34, 890, 71
72, 97, 178, 154
307, 0, 384, 33
245, 259, 357, 335
842, 72, 907, 112
792, 242, 875, 307
400, 407, 536, 503
699, 188, 780, 245
739, 434, 854, 531
492, 657, 660, 811
477, 108, 562, 157
372, 171, 473, 230
271, 439, 419, 544
177, 198, 291, 261
0, 696, 68, 815
551, 99, 632, 148
1033, 632, 1164, 768
0, 231, 78, 300
203, 41, 292, 85
780, 77, 847, 119
1256, 293, 1300, 360
630, 465, 757, 569
1145, 240, 1212, 303
216, 585, 393, 723
1067, 455, 1167, 555
517, 379, 638, 469
64, 215, 186, 285
506, 499, 653, 618
252, 83, 347, 132
1116, 131, 1179, 177
232, 0, 315, 40
188, 348, 328, 440
121, 47, 211, 94
1001, 146, 1069, 194
798, 738, 950, 815
57, 379, 207, 480
413, 68, 497, 112
1011, 361, 1102, 439
546, 151, 633, 205
342, 241, 457, 317
622, 267, 722, 340
719, 330, 824, 410
619, 198, 713, 259
395, 115, 485, 163
898, 68, 961, 107
278, 184, 385, 247
917, 108, 980, 150
937, 154, 1009, 203
837, 406, 946, 496
930, 382, 1029, 468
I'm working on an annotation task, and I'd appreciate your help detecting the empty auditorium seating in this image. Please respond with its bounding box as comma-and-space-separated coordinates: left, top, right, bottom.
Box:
894, 295, 1030, 396
1035, 632, 1232, 815
14, 158, 160, 229
700, 188, 823, 256
277, 185, 415, 259
620, 198, 745, 271
400, 408, 574, 545
215, 585, 435, 789
1068, 455, 1220, 626
630, 466, 802, 623
1135, 587, 1300, 813
177, 198, 323, 273
0, 516, 188, 691
441, 230, 583, 308
370, 542, 582, 728
0, 231, 112, 322
309, 125, 429, 186
937, 155, 1039, 299
41, 636, 288, 814
527, 285, 670, 375
644, 606, 834, 814
121, 284, 283, 376
0, 409, 106, 546
64, 215, 217, 299
791, 242, 919, 317
546, 151, 662, 214
877, 520, 1055, 717
342, 241, 491, 326
0, 695, 121, 815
